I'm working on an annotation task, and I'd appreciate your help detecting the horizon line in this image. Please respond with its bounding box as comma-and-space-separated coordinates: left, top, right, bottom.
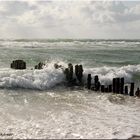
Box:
0, 38, 140, 40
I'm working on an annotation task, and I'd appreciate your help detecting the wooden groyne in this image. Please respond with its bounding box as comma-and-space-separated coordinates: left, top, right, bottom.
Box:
10, 60, 140, 97
62, 63, 140, 97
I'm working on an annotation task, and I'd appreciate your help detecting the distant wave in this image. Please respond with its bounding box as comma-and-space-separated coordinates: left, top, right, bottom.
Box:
0, 39, 140, 50
0, 38, 139, 42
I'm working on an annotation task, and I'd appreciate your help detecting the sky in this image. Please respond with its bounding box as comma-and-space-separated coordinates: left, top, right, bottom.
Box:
0, 0, 140, 39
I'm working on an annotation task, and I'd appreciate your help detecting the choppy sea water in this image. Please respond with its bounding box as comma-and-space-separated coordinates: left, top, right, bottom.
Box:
0, 39, 140, 139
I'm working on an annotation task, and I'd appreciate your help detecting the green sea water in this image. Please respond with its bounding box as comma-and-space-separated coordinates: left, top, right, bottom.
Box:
0, 39, 140, 139
0, 39, 140, 68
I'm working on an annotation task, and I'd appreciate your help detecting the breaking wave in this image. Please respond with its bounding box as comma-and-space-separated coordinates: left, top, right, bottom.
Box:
0, 60, 140, 90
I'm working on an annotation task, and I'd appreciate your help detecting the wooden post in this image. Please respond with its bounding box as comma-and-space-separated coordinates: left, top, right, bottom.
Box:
120, 77, 124, 94
38, 62, 43, 69
130, 83, 134, 96
116, 78, 120, 94
11, 60, 26, 69
75, 65, 79, 78
23, 62, 26, 69
96, 81, 101, 91
87, 74, 92, 89
94, 75, 100, 91
109, 85, 112, 92
35, 65, 38, 69
113, 78, 116, 93
105, 86, 109, 92
64, 68, 69, 81
135, 88, 140, 97
94, 75, 99, 84
68, 63, 73, 82
34, 62, 44, 69
124, 86, 128, 95
76, 65, 83, 83
101, 85, 105, 92
78, 65, 83, 83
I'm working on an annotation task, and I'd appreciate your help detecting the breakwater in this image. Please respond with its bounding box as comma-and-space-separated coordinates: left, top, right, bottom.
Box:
10, 60, 140, 97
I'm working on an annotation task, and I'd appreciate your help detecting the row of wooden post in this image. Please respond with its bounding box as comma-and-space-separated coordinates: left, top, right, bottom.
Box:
64, 63, 83, 85
87, 75, 136, 96
64, 63, 140, 97
10, 60, 140, 97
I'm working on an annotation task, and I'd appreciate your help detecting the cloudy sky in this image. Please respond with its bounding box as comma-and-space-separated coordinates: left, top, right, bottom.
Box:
0, 0, 140, 39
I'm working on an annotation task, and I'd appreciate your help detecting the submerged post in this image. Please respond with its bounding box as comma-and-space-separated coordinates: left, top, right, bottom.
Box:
135, 88, 140, 97
34, 62, 44, 69
101, 85, 105, 92
11, 60, 26, 69
116, 78, 120, 94
87, 74, 92, 89
94, 75, 100, 91
120, 77, 124, 94
75, 65, 79, 78
64, 68, 69, 81
105, 86, 109, 92
109, 85, 112, 92
130, 83, 134, 96
75, 64, 84, 84
94, 75, 99, 84
68, 63, 73, 82
77, 65, 83, 83
113, 78, 116, 93
124, 86, 128, 95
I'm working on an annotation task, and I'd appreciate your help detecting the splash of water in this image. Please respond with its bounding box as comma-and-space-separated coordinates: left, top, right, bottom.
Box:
0, 60, 140, 90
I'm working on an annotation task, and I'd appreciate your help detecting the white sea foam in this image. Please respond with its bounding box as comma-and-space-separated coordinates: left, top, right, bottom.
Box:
84, 64, 140, 85
0, 61, 66, 90
0, 61, 140, 89
0, 90, 140, 139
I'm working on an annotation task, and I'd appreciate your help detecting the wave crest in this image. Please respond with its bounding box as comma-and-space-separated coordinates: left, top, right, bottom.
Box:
0, 61, 140, 90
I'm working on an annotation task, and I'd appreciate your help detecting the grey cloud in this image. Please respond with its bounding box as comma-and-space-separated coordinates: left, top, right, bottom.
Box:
0, 1, 30, 16
114, 13, 140, 23
0, 1, 140, 39
81, 1, 140, 23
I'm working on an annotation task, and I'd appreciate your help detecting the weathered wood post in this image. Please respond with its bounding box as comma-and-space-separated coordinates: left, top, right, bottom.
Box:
96, 81, 101, 91
34, 62, 44, 69
35, 65, 38, 69
18, 60, 21, 69
68, 63, 73, 82
64, 68, 69, 81
38, 62, 43, 69
105, 86, 109, 92
130, 83, 134, 96
79, 65, 83, 83
113, 78, 116, 93
120, 77, 124, 94
87, 74, 92, 89
101, 85, 105, 92
94, 75, 99, 83
109, 85, 112, 92
11, 60, 26, 69
135, 88, 140, 97
94, 75, 100, 91
124, 86, 128, 95
23, 61, 26, 69
116, 78, 120, 94
75, 65, 79, 78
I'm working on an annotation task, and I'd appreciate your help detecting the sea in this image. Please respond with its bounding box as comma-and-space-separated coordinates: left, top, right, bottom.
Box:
0, 39, 140, 139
